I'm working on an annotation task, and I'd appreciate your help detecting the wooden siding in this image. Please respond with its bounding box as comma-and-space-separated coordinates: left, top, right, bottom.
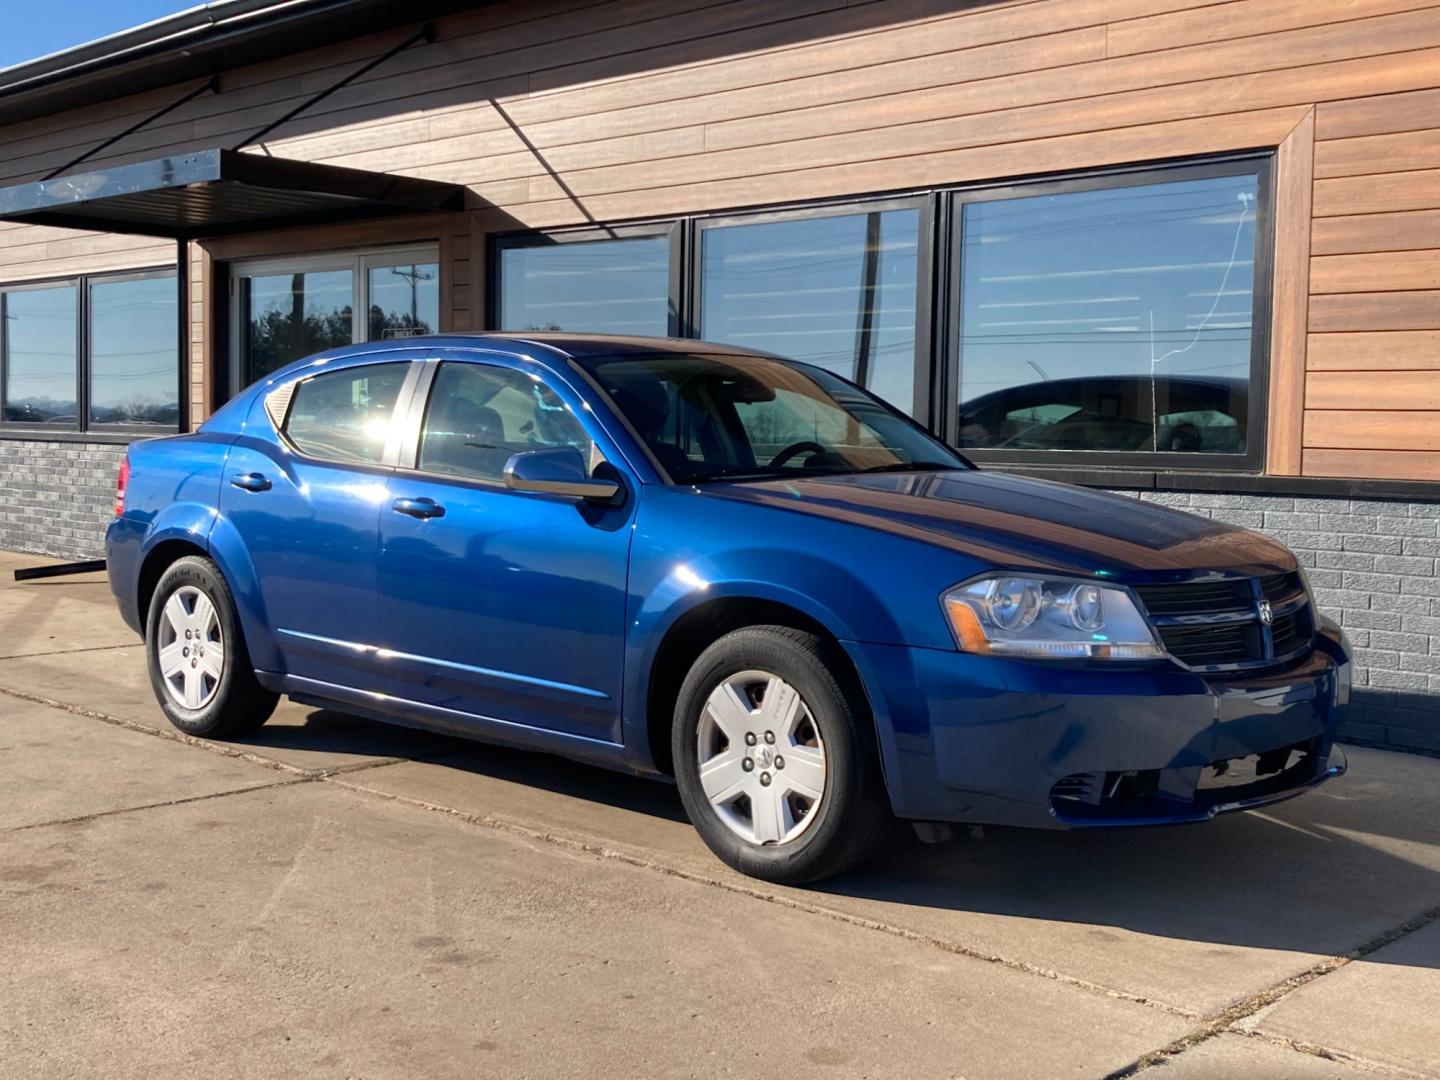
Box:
0, 0, 1434, 477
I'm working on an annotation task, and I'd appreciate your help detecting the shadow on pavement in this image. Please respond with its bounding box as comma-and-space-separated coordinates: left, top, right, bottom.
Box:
233, 707, 1440, 968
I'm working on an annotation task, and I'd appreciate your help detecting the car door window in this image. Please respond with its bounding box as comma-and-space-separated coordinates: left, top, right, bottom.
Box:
283, 362, 411, 464
418, 362, 595, 484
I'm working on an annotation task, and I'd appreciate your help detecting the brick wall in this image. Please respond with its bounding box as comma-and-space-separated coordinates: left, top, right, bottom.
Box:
0, 439, 126, 560
1122, 490, 1440, 756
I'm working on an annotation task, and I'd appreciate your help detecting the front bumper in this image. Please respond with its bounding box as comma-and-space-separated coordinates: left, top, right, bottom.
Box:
846, 623, 1351, 829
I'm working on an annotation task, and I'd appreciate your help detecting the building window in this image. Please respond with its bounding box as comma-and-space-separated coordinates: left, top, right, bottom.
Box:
951, 160, 1269, 469
232, 245, 439, 387
2, 283, 78, 426
486, 155, 1270, 465
241, 268, 353, 384
89, 274, 180, 428
494, 229, 673, 336
696, 202, 925, 415
1, 269, 178, 434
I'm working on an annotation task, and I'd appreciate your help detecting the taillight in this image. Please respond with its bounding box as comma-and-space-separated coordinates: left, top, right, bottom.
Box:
114, 453, 129, 517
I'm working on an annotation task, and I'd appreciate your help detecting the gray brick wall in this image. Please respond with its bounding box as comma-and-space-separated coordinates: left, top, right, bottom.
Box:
0, 439, 127, 560
1120, 490, 1440, 756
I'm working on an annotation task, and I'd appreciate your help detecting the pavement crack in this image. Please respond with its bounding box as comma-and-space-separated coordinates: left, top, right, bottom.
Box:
1236, 1028, 1432, 1079
1102, 902, 1440, 1078
0, 683, 311, 776
322, 775, 1199, 1022
0, 683, 416, 781
0, 642, 144, 661
6, 777, 308, 833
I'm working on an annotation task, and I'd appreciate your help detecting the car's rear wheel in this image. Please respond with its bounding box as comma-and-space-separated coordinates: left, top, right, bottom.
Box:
145, 556, 278, 738
672, 626, 890, 884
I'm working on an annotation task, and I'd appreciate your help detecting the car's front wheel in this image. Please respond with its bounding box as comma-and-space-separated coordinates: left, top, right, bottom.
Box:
672, 626, 890, 884
145, 555, 278, 738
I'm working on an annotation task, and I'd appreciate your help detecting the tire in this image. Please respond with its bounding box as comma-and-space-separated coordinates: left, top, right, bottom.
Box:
672, 625, 891, 884
144, 555, 278, 739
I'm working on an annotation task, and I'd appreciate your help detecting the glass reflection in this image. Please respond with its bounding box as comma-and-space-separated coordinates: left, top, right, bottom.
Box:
699, 209, 920, 414
242, 269, 354, 382
3, 285, 78, 424
89, 275, 179, 426
500, 236, 669, 335
956, 173, 1257, 455
368, 262, 440, 340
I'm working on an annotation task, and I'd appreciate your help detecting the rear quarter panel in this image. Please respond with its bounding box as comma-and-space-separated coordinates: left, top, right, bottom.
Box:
108, 431, 236, 634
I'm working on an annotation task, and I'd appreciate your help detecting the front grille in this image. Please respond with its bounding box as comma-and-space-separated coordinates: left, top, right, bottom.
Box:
1133, 573, 1315, 670
1261, 571, 1307, 603
1130, 578, 1252, 616
1151, 621, 1259, 666
1271, 609, 1311, 656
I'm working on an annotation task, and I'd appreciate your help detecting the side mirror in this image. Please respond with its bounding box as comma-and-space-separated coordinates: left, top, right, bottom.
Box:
503, 447, 624, 505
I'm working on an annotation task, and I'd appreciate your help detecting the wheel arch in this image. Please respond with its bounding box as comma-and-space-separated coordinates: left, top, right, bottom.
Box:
135, 512, 279, 672
136, 538, 210, 630
641, 594, 875, 777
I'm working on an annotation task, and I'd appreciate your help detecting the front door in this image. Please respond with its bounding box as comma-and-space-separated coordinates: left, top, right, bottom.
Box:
376, 358, 634, 743
221, 359, 415, 690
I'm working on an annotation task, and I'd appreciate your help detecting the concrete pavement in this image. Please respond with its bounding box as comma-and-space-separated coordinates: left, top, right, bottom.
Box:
2, 549, 1438, 1078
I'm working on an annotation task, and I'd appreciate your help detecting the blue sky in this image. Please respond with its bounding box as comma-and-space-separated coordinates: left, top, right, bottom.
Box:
1, 2, 197, 69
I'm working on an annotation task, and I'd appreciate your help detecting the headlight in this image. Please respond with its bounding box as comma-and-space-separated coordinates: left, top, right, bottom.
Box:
942, 575, 1164, 660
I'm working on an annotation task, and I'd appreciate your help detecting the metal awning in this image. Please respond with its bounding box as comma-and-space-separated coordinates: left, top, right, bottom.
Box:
0, 149, 466, 239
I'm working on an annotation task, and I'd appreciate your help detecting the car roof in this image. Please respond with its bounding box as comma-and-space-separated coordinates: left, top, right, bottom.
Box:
233, 334, 802, 412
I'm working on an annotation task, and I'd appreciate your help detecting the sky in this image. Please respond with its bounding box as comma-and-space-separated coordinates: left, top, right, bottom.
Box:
0, 1, 199, 70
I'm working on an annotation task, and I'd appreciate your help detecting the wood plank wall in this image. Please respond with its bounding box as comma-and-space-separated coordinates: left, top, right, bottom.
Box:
0, 0, 1435, 478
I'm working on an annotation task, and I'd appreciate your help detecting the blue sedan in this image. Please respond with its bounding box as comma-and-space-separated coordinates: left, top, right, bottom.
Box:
106, 335, 1350, 883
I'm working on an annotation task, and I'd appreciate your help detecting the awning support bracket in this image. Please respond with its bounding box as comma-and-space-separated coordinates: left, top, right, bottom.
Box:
43, 76, 219, 181
232, 21, 436, 152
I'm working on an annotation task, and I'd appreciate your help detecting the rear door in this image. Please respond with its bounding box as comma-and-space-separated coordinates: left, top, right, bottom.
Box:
221, 357, 419, 689
375, 356, 635, 743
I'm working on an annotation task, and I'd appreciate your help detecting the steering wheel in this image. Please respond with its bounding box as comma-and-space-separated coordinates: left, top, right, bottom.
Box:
767, 440, 828, 468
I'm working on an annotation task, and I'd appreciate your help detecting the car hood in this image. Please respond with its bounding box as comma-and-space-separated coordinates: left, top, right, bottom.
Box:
698, 469, 1296, 579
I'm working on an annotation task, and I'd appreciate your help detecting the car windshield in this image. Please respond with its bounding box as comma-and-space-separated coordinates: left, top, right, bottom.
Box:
573, 352, 969, 483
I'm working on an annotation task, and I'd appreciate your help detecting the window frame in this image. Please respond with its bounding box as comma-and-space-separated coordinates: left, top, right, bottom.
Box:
488, 222, 684, 338
942, 155, 1276, 473
0, 265, 180, 438
229, 243, 440, 394
689, 195, 936, 421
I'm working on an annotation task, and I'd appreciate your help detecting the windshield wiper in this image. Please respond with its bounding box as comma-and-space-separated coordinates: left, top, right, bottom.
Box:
689, 468, 833, 484
689, 461, 961, 484
853, 461, 965, 474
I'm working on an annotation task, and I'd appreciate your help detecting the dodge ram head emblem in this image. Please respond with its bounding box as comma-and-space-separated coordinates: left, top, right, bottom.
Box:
1258, 599, 1274, 626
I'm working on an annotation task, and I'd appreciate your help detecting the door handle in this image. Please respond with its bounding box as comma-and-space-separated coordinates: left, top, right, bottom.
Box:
391, 496, 445, 519
230, 472, 271, 492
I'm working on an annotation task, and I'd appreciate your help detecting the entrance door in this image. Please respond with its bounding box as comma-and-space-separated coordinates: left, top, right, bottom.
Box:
376, 358, 634, 743
231, 247, 441, 391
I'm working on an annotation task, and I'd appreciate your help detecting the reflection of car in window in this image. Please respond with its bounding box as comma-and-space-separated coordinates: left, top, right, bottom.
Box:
958, 375, 1248, 454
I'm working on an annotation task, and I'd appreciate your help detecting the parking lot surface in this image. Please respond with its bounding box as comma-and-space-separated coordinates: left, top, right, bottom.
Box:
1, 550, 1438, 1079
